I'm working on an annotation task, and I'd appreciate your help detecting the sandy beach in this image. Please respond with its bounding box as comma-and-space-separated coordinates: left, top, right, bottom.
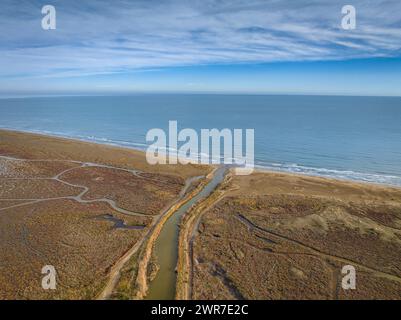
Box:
0, 129, 209, 299
177, 170, 401, 299
1, 129, 400, 300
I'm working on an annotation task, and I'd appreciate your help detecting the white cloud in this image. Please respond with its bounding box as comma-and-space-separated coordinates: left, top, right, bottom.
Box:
0, 0, 400, 79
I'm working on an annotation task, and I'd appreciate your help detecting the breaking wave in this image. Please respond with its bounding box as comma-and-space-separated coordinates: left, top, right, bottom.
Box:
1, 126, 401, 187
255, 161, 401, 186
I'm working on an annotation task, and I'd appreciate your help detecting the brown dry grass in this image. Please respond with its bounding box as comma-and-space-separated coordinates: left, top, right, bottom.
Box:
0, 179, 81, 199
0, 158, 80, 178
0, 129, 209, 179
0, 199, 150, 299
60, 166, 184, 215
189, 171, 401, 300
0, 129, 209, 299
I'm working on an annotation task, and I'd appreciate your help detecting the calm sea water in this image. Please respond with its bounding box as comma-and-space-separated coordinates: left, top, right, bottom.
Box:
1, 94, 401, 186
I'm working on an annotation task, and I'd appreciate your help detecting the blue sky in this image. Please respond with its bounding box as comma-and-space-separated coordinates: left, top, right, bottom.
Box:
1, 0, 401, 96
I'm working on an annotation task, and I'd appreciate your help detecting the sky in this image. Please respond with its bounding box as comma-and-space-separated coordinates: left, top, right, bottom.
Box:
1, 0, 401, 97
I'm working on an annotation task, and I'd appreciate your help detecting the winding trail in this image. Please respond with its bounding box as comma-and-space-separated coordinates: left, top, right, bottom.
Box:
179, 173, 401, 299
235, 213, 401, 284
0, 155, 155, 217
0, 154, 209, 299
97, 172, 209, 300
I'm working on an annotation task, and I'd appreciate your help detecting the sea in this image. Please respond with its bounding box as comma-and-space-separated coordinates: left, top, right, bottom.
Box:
1, 94, 401, 186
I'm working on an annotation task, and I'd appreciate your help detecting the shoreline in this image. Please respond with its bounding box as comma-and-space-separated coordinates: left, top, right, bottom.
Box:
0, 128, 210, 299
1, 127, 401, 300
1, 127, 400, 189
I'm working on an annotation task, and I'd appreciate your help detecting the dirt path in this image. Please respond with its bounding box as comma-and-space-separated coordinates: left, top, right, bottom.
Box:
177, 172, 401, 299
176, 170, 231, 300
0, 156, 154, 217
96, 226, 154, 300
236, 214, 401, 284
0, 154, 208, 300
97, 173, 210, 300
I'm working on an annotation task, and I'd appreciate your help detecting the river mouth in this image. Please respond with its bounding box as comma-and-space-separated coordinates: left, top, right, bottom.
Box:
144, 166, 227, 300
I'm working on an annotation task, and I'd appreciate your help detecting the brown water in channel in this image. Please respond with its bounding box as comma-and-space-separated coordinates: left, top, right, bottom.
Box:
145, 166, 227, 300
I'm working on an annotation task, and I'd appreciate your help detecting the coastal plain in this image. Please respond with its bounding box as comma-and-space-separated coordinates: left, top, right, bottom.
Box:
1, 129, 401, 300
183, 171, 401, 299
0, 130, 208, 299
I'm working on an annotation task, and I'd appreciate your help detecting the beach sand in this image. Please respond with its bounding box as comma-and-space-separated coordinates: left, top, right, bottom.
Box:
1, 129, 401, 300
0, 129, 209, 299
185, 171, 401, 299
0, 129, 210, 179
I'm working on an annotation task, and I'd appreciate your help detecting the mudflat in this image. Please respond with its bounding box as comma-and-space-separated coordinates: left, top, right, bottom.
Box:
0, 129, 209, 299
188, 171, 401, 299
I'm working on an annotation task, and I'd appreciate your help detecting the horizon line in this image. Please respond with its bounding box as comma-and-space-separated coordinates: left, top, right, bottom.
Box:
1, 92, 401, 100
